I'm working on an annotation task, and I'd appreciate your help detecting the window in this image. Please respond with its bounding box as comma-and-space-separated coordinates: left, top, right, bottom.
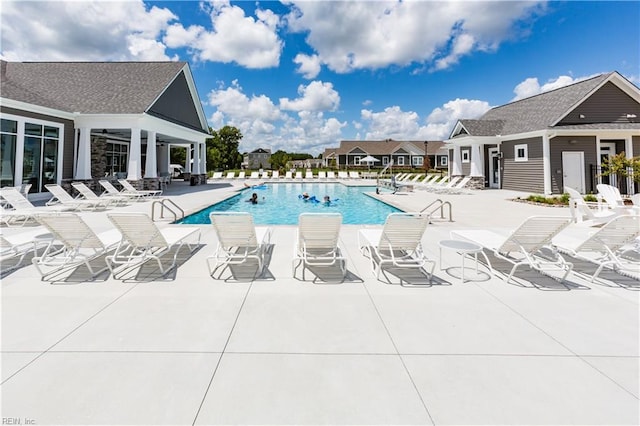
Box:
412, 156, 423, 166
1, 119, 17, 187
382, 156, 389, 165
440, 156, 448, 166
514, 144, 528, 162
353, 156, 361, 165
397, 156, 405, 166
462, 150, 470, 163
106, 142, 129, 177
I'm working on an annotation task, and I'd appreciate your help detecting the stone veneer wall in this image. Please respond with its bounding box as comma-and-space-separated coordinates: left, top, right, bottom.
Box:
466, 176, 485, 190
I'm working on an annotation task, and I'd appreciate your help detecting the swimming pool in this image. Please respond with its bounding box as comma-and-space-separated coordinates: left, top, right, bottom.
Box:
178, 183, 402, 225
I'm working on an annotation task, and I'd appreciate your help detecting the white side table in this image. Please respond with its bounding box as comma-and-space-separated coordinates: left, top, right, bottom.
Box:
439, 239, 492, 283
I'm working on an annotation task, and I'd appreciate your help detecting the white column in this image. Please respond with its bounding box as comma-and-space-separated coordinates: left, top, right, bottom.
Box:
595, 136, 602, 185
192, 142, 201, 174
625, 136, 633, 193
542, 134, 551, 195
157, 144, 169, 176
144, 130, 157, 178
74, 127, 92, 179
185, 145, 192, 174
14, 121, 25, 185
127, 127, 142, 180
452, 146, 462, 176
469, 144, 483, 177
200, 143, 207, 176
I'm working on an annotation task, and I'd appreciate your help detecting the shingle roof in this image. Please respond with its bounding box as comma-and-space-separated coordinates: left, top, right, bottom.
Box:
458, 119, 505, 136
334, 140, 444, 155
1, 61, 186, 114
476, 73, 612, 135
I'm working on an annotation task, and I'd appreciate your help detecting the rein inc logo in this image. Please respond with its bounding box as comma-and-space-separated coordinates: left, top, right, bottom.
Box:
2, 419, 35, 425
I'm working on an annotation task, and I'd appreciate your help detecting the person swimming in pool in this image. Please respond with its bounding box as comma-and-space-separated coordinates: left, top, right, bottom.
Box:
301, 192, 310, 201
323, 195, 331, 205
248, 192, 258, 204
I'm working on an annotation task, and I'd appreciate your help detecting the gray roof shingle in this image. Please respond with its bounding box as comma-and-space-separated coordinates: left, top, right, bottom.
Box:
1, 61, 187, 114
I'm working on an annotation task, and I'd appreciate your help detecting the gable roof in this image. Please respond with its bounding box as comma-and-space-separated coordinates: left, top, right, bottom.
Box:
335, 140, 444, 155
1, 61, 209, 132
453, 71, 640, 138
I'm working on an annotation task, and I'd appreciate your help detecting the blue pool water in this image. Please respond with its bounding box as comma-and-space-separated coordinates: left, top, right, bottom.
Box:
177, 183, 402, 225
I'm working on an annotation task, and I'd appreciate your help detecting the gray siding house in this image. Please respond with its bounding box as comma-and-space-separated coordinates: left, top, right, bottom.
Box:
324, 140, 448, 170
243, 148, 271, 170
0, 61, 210, 196
446, 71, 640, 194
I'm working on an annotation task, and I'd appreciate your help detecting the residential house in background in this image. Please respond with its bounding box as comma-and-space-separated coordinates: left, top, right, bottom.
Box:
0, 61, 210, 196
323, 140, 447, 170
446, 71, 640, 194
243, 148, 271, 170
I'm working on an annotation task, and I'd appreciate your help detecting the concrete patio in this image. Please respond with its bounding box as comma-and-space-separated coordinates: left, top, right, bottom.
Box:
1, 179, 638, 425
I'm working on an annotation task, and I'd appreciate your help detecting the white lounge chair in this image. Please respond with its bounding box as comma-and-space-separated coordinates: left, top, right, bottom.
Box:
32, 212, 122, 281
441, 176, 472, 194
317, 171, 327, 180
358, 213, 435, 282
285, 171, 293, 180
207, 212, 273, 279
99, 180, 146, 202
565, 186, 618, 226
249, 171, 260, 179
293, 213, 346, 280
118, 179, 162, 198
327, 171, 336, 179
0, 187, 66, 226
45, 184, 111, 211
348, 171, 360, 179
451, 216, 573, 284
430, 176, 461, 193
261, 170, 270, 179
237, 171, 246, 179
295, 171, 303, 180
71, 182, 128, 206
553, 215, 640, 283
305, 171, 314, 179
106, 213, 200, 279
596, 184, 635, 214
225, 171, 236, 179
338, 171, 349, 179
1, 227, 51, 273
210, 172, 223, 180
271, 171, 280, 179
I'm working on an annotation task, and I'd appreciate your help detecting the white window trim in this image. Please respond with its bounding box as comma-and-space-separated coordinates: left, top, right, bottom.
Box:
514, 144, 528, 162
440, 156, 448, 166
412, 156, 423, 166
461, 150, 470, 163
382, 156, 389, 165
397, 156, 405, 166
354, 156, 361, 165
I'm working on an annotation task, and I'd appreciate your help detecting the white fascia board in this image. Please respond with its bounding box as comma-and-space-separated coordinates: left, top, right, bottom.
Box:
449, 121, 468, 139
552, 72, 640, 126
1, 98, 75, 120
141, 114, 209, 143
547, 128, 640, 139
444, 135, 500, 146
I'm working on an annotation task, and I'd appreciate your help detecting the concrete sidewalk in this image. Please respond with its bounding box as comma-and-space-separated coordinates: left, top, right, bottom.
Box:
1, 181, 638, 425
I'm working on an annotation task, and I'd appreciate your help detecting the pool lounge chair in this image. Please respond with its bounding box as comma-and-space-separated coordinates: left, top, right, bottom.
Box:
305, 171, 314, 179
99, 180, 147, 202
338, 171, 349, 179
71, 182, 129, 206
565, 186, 618, 226
284, 171, 293, 180
106, 213, 201, 279
118, 179, 162, 198
327, 171, 336, 179
0, 187, 67, 227
348, 171, 360, 179
293, 213, 346, 280
451, 216, 573, 284
225, 172, 236, 179
358, 212, 435, 283
1, 227, 51, 273
207, 212, 273, 279
295, 172, 303, 180
237, 171, 246, 180
32, 212, 122, 281
317, 171, 327, 179
553, 214, 640, 283
45, 184, 111, 211
249, 171, 260, 179
210, 172, 223, 180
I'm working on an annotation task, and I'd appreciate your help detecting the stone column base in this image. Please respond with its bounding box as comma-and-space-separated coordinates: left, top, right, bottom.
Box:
467, 176, 486, 190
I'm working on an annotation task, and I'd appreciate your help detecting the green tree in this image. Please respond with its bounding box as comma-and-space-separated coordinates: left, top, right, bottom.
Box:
170, 146, 187, 166
270, 150, 291, 170
206, 126, 243, 170
601, 152, 640, 188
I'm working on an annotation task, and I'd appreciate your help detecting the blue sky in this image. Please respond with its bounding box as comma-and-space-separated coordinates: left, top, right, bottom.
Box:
1, 1, 638, 155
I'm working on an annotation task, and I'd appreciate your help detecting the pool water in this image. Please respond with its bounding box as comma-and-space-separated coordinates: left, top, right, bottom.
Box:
178, 183, 402, 225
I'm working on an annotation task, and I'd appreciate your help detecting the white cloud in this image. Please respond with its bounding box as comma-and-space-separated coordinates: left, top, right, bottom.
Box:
207, 80, 345, 154
361, 99, 491, 141
285, 0, 547, 73
511, 74, 596, 101
0, 1, 177, 61
279, 81, 340, 112
169, 1, 283, 68
293, 53, 322, 79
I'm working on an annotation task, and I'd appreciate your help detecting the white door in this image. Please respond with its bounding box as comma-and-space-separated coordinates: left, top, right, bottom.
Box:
562, 151, 585, 193
599, 142, 617, 187
488, 148, 500, 188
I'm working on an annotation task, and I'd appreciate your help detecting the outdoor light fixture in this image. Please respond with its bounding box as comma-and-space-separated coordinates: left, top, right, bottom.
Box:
626, 114, 637, 118
579, 114, 586, 119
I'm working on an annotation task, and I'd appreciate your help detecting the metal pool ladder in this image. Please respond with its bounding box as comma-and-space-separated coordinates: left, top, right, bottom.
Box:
151, 198, 185, 222
421, 199, 453, 222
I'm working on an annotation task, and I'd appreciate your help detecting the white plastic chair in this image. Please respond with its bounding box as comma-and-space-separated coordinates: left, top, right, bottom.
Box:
45, 184, 111, 211
118, 179, 162, 198
293, 213, 346, 280
225, 172, 236, 179
565, 186, 618, 226
1, 227, 51, 273
0, 187, 66, 226
106, 213, 200, 279
72, 182, 128, 206
207, 212, 272, 279
451, 216, 573, 284
358, 213, 435, 282
32, 212, 122, 281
